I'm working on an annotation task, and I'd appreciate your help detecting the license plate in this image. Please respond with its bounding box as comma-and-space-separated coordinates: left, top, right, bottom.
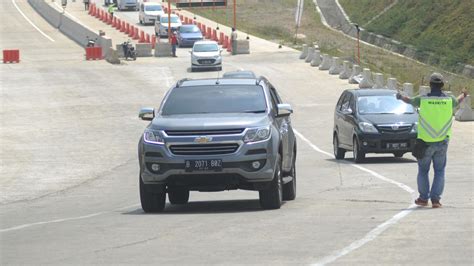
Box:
386, 142, 407, 149
185, 159, 222, 172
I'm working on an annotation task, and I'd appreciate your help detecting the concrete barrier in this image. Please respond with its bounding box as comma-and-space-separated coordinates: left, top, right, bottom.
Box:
299, 44, 308, 59
106, 48, 120, 64
135, 43, 152, 57
328, 57, 342, 75
339, 61, 351, 79
319, 54, 331, 70
28, 0, 61, 28
115, 44, 124, 57
235, 40, 250, 54
419, 85, 430, 96
402, 83, 414, 97
305, 47, 315, 63
310, 50, 322, 67
455, 95, 474, 121
349, 65, 362, 84
359, 68, 374, 88
387, 78, 398, 90
155, 43, 172, 57
372, 73, 385, 89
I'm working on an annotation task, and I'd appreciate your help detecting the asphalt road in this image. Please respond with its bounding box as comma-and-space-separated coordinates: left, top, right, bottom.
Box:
1, 0, 473, 265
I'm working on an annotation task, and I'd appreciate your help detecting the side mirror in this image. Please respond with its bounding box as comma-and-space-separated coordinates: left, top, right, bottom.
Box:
342, 108, 353, 115
189, 50, 192, 54
139, 107, 155, 121
277, 103, 293, 117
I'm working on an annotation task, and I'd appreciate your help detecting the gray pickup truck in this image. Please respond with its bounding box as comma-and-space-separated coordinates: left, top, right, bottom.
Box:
138, 75, 297, 212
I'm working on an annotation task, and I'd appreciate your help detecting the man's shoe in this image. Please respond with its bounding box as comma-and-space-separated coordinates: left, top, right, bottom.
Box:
415, 198, 428, 206
431, 200, 442, 208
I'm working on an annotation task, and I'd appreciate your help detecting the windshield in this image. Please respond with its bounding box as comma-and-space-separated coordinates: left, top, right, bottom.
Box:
179, 25, 200, 33
145, 5, 162, 11
160, 16, 179, 23
193, 43, 219, 52
161, 85, 267, 115
358, 95, 415, 114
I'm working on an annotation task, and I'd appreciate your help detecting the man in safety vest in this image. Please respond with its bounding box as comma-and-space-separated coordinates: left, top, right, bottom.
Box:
396, 73, 468, 208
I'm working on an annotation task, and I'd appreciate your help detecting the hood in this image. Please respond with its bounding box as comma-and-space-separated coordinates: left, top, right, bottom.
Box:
360, 113, 418, 125
144, 11, 163, 16
150, 113, 269, 131
192, 51, 220, 57
161, 22, 181, 28
179, 32, 203, 39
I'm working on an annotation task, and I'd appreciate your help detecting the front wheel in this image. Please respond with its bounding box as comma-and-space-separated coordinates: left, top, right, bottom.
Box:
139, 176, 166, 213
259, 155, 283, 209
333, 133, 345, 159
353, 137, 365, 163
282, 149, 296, 201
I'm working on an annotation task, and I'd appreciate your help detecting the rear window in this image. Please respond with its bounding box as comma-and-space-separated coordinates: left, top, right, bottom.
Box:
193, 43, 219, 52
161, 85, 267, 115
179, 25, 200, 33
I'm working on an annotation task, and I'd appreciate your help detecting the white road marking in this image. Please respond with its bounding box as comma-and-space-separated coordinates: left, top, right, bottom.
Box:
12, 0, 55, 42
293, 130, 416, 265
0, 204, 139, 233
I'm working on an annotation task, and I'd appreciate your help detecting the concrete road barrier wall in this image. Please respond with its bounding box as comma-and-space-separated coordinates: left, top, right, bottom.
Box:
339, 61, 351, 79
310, 50, 322, 67
135, 43, 152, 57
28, 0, 112, 58
419, 86, 430, 96
235, 40, 250, 54
305, 47, 315, 63
402, 83, 414, 97
359, 68, 374, 88
372, 73, 385, 89
319, 54, 331, 70
155, 43, 172, 57
328, 57, 342, 75
455, 95, 474, 121
387, 78, 398, 90
349, 65, 362, 84
299, 44, 308, 59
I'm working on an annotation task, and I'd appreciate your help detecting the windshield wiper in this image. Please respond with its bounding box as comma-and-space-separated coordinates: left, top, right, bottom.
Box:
243, 110, 266, 113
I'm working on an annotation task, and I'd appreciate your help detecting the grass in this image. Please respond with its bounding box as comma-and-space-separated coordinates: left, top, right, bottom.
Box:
186, 0, 473, 99
339, 0, 396, 26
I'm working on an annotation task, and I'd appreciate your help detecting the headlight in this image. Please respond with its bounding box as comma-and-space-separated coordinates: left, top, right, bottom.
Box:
244, 127, 271, 143
143, 129, 164, 145
411, 122, 418, 133
358, 122, 378, 133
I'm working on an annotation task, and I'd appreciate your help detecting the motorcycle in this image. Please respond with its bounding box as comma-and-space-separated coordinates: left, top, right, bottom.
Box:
122, 40, 137, 60
86, 36, 97, 47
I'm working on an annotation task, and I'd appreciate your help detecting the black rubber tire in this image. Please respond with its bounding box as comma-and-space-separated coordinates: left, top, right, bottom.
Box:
333, 133, 346, 160
259, 155, 283, 209
353, 137, 365, 163
139, 176, 166, 213
282, 149, 296, 201
168, 189, 190, 204
394, 152, 404, 158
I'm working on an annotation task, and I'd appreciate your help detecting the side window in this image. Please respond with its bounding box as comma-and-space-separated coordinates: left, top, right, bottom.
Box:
336, 92, 346, 111
350, 95, 356, 111
269, 88, 279, 112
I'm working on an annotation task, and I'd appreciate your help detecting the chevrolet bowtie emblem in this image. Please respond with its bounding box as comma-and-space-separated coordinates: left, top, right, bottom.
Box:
194, 136, 212, 143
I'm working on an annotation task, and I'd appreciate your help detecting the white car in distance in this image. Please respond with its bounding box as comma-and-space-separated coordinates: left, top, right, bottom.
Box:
155, 14, 182, 37
139, 2, 164, 25
190, 40, 223, 72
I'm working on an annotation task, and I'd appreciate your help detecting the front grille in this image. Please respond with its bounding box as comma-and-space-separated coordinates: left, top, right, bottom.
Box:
377, 125, 412, 134
169, 143, 240, 155
166, 129, 244, 136
197, 59, 216, 64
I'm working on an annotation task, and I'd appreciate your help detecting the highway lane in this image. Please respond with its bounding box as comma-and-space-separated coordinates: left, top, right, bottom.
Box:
1, 1, 473, 265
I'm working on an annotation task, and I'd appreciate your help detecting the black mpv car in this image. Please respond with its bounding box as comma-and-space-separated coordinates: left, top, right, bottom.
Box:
333, 89, 418, 163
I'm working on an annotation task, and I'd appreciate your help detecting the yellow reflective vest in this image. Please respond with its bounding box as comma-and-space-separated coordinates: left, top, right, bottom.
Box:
418, 97, 453, 142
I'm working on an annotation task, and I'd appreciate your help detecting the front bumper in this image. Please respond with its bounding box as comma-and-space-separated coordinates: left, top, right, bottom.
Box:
140, 139, 276, 186
191, 57, 222, 69
357, 132, 417, 153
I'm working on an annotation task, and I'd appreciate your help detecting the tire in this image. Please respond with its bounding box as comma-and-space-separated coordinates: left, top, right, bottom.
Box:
353, 137, 365, 163
168, 189, 189, 204
333, 133, 345, 159
139, 176, 166, 213
282, 148, 296, 201
259, 155, 283, 209
394, 152, 404, 158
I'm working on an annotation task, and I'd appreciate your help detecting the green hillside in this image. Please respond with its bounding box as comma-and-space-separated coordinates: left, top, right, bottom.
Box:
339, 0, 474, 69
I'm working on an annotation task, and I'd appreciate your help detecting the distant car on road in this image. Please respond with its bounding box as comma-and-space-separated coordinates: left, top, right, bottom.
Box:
223, 70, 257, 79
138, 76, 297, 212
333, 89, 417, 162
190, 40, 222, 72
116, 0, 138, 11
138, 2, 164, 25
155, 14, 182, 37
176, 24, 203, 47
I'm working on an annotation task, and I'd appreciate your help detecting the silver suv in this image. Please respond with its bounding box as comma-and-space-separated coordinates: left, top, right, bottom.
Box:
138, 75, 297, 212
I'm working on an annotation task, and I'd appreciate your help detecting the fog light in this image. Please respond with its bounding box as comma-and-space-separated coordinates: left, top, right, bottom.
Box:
363, 141, 368, 146
252, 161, 261, 169
151, 164, 160, 172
